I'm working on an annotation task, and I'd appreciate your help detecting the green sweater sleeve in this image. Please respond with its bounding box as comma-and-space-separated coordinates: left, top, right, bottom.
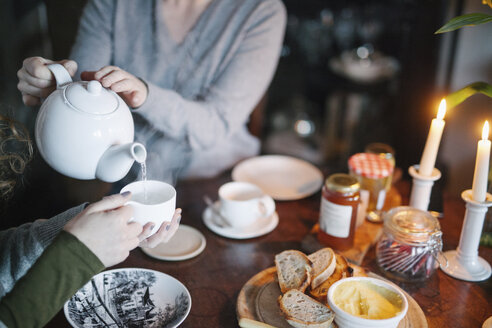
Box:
0, 230, 105, 328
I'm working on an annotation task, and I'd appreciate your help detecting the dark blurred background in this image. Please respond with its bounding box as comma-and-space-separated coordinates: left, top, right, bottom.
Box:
265, 0, 448, 170
1, 0, 491, 228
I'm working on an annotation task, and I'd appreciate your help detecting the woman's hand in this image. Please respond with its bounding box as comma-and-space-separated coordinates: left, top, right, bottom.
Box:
64, 192, 143, 267
17, 57, 77, 106
81, 66, 148, 108
138, 208, 182, 248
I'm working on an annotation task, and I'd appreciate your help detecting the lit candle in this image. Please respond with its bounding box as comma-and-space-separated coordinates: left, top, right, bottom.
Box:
419, 99, 447, 176
471, 121, 491, 202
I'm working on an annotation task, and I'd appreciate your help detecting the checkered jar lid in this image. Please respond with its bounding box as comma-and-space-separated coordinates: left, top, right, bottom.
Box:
348, 153, 393, 179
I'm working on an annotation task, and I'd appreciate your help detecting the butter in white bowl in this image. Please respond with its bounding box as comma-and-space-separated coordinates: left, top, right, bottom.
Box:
327, 277, 408, 328
332, 280, 403, 319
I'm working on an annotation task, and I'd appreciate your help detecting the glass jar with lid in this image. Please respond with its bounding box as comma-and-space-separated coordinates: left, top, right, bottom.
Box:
376, 206, 446, 282
364, 143, 396, 191
318, 173, 360, 251
348, 153, 394, 223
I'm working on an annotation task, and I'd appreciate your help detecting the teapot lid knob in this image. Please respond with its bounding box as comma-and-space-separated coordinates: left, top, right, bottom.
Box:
65, 80, 119, 115
87, 80, 102, 95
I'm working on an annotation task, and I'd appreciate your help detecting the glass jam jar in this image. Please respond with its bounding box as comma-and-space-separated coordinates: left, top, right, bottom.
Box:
348, 153, 394, 223
318, 173, 360, 251
376, 206, 446, 282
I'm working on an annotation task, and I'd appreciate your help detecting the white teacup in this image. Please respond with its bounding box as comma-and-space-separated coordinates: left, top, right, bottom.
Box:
121, 180, 176, 236
218, 181, 275, 228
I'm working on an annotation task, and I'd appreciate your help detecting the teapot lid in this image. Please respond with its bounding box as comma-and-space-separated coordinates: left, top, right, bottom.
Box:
64, 80, 119, 115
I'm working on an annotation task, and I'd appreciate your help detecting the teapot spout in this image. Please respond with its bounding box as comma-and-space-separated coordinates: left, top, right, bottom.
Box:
96, 142, 147, 182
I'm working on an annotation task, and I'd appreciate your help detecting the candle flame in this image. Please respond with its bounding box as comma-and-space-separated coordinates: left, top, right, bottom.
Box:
437, 99, 446, 120
482, 121, 489, 140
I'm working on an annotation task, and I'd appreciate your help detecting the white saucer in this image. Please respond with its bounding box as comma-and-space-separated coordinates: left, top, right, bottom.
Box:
64, 268, 191, 328
232, 155, 323, 201
140, 224, 206, 261
202, 201, 279, 239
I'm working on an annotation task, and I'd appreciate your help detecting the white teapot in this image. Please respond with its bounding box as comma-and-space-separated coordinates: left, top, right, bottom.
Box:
35, 64, 147, 182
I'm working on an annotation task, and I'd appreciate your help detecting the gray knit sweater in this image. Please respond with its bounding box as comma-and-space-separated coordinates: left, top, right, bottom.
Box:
0, 204, 86, 300
70, 0, 286, 182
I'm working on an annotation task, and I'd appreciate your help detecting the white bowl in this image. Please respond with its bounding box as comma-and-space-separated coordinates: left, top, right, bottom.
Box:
327, 277, 408, 328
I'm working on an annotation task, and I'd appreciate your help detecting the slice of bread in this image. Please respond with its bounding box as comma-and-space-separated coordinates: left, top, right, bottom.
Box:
279, 289, 335, 328
308, 248, 336, 290
309, 254, 351, 304
275, 250, 312, 293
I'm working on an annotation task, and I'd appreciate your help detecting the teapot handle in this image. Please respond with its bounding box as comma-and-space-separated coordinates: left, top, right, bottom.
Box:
47, 64, 73, 89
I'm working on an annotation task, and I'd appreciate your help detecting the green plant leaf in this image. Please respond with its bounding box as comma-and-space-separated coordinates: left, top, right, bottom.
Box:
435, 13, 492, 33
446, 82, 492, 109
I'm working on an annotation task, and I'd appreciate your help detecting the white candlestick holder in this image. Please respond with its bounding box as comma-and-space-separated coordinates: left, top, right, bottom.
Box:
408, 165, 442, 211
441, 189, 492, 281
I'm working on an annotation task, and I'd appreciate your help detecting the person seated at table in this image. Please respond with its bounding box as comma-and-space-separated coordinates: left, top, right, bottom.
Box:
0, 114, 181, 327
17, 0, 287, 183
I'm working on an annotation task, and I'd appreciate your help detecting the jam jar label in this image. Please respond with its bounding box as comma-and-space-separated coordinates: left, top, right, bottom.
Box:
319, 197, 353, 238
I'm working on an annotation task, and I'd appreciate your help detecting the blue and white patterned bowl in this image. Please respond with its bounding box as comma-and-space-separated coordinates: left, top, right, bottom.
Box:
64, 268, 191, 328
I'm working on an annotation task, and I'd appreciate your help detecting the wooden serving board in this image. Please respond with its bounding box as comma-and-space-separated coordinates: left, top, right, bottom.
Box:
236, 267, 427, 328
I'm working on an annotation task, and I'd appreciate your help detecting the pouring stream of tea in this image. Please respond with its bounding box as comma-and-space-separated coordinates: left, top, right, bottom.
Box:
141, 161, 148, 202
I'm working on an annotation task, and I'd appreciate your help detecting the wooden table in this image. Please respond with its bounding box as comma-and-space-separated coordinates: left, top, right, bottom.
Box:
47, 173, 492, 328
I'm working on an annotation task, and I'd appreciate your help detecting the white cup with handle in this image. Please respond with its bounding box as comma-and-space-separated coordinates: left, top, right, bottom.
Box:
120, 180, 176, 236
218, 181, 275, 228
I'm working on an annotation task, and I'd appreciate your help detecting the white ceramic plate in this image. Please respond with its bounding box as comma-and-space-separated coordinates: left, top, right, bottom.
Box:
232, 155, 323, 201
203, 201, 279, 239
140, 225, 206, 261
64, 268, 191, 328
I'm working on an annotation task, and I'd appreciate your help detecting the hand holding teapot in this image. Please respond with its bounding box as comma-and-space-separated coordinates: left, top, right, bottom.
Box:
17, 57, 78, 106
18, 57, 148, 108
80, 66, 148, 108
17, 56, 147, 182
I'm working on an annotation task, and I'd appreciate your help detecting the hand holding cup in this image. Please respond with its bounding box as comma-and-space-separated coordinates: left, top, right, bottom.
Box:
64, 192, 142, 267
139, 208, 182, 248
121, 180, 177, 237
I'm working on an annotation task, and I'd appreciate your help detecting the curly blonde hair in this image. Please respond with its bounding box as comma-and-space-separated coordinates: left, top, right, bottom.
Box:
0, 114, 33, 199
